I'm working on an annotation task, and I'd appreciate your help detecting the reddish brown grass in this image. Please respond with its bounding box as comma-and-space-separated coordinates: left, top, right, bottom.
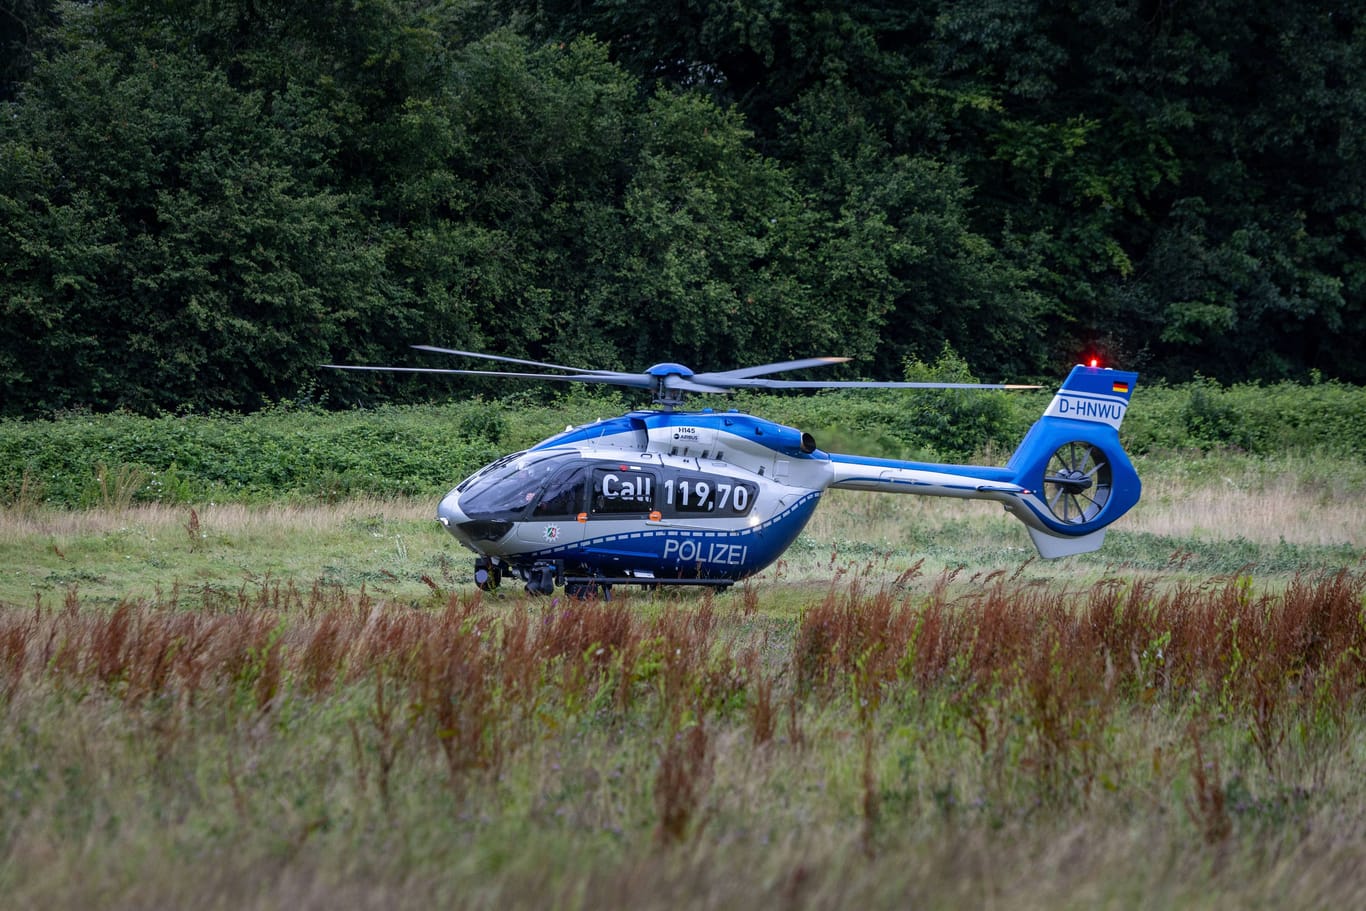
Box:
5, 569, 1362, 827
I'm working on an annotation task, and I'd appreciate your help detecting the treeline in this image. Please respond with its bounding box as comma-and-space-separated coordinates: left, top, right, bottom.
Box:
2, 1, 1363, 416
4, 378, 1363, 508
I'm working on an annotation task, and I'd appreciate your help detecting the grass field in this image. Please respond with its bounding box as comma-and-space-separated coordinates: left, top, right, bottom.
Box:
1, 449, 1364, 909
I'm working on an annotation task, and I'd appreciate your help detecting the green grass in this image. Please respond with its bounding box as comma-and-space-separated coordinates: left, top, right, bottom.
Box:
0, 500, 459, 609
3, 447, 1361, 610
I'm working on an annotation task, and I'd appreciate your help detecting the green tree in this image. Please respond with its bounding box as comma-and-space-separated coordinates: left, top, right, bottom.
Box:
0, 33, 380, 413
0, 0, 56, 102
516, 0, 1366, 382
5, 0, 1364, 417
924, 0, 1366, 380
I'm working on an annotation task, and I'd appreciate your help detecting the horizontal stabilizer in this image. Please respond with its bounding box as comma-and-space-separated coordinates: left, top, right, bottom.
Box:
1027, 526, 1107, 559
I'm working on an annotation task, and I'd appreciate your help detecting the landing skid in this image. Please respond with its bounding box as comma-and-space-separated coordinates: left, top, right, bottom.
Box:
475, 558, 734, 598
562, 574, 735, 595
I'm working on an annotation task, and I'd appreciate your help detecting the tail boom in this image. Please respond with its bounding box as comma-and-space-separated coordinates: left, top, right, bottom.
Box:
826, 365, 1141, 559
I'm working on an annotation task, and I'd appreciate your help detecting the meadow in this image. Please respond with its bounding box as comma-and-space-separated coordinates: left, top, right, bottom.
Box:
0, 446, 1363, 908
1, 384, 1365, 909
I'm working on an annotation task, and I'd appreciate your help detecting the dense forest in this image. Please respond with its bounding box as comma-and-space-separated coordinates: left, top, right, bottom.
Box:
2, 0, 1363, 416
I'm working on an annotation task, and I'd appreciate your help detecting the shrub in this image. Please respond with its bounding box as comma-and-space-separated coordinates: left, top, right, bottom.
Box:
0, 377, 1361, 509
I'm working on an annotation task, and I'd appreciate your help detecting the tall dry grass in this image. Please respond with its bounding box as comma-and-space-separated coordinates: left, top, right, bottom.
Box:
4, 569, 1361, 781
809, 474, 1365, 551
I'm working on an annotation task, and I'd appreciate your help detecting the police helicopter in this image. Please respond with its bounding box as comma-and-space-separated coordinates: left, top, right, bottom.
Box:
326, 349, 1140, 597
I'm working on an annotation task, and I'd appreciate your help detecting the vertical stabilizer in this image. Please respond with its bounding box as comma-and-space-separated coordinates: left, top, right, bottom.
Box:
1001, 365, 1141, 556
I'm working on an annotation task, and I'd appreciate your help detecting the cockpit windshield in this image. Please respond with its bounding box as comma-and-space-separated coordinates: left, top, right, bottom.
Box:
459, 451, 579, 517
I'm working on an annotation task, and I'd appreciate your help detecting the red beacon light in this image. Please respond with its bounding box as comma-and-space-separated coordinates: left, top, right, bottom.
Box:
1088, 357, 1100, 368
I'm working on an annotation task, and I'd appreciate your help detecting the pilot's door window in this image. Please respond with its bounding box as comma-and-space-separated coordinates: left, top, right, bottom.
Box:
517, 465, 589, 546
532, 465, 587, 518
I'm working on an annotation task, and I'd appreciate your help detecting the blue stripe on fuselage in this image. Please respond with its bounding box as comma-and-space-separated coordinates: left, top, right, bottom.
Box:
521, 490, 823, 580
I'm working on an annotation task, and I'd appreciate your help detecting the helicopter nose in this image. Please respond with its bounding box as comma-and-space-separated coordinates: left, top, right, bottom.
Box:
437, 489, 469, 537
437, 489, 513, 548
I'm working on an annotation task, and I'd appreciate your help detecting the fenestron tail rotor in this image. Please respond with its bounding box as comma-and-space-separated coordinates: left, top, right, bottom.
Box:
322, 348, 1040, 408
1041, 441, 1112, 524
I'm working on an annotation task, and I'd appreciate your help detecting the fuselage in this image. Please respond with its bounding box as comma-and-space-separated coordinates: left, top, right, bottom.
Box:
435, 408, 1051, 583
437, 409, 827, 582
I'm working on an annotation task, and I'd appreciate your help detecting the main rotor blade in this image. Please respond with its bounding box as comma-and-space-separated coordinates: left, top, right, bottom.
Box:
692, 357, 850, 383
711, 378, 1043, 391
690, 357, 1039, 391
323, 365, 655, 389
410, 346, 632, 376
660, 377, 731, 393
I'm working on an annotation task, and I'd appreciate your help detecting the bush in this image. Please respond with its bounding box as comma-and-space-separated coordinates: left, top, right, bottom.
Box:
752, 345, 1040, 460
0, 378, 1361, 509
0, 404, 505, 507
1122, 377, 1366, 456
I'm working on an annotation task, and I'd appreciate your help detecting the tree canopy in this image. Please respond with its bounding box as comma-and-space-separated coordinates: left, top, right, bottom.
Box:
2, 0, 1362, 415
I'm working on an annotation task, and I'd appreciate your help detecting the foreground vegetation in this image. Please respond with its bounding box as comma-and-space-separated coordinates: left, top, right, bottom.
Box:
1, 439, 1363, 908
2, 565, 1364, 909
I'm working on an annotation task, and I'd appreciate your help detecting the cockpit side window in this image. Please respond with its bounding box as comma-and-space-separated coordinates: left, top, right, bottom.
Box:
532, 465, 587, 517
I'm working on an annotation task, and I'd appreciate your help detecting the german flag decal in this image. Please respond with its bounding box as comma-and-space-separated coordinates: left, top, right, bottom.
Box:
1112, 381, 1129, 394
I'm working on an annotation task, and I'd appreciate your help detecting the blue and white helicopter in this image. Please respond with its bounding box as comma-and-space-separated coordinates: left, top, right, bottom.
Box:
329, 349, 1140, 596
